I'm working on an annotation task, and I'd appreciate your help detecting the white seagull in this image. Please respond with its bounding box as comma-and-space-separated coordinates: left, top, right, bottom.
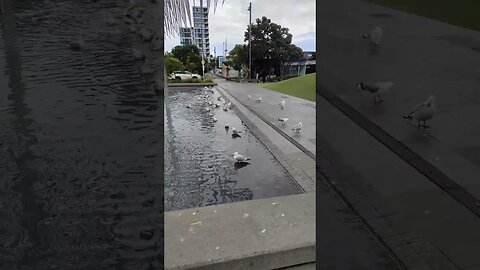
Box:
277, 117, 289, 125
186, 103, 192, 108
403, 95, 436, 128
233, 152, 251, 163
280, 100, 286, 109
213, 116, 218, 122
292, 122, 302, 133
231, 127, 242, 135
356, 81, 394, 104
205, 107, 211, 112
256, 97, 262, 103
248, 94, 251, 99
362, 26, 383, 51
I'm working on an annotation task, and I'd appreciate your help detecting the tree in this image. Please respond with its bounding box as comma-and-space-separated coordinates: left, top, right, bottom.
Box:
227, 44, 248, 72
171, 44, 202, 75
279, 44, 304, 79
165, 54, 186, 74
244, 16, 303, 79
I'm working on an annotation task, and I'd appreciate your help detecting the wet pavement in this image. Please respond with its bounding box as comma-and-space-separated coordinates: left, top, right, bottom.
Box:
317, 0, 480, 268
164, 87, 302, 211
1, 0, 161, 269
217, 79, 402, 269
317, 0, 480, 199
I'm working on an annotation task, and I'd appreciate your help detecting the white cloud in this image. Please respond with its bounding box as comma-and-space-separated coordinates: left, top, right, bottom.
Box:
165, 0, 316, 54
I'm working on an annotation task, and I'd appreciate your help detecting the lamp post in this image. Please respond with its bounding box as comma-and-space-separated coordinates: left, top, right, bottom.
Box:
248, 2, 252, 81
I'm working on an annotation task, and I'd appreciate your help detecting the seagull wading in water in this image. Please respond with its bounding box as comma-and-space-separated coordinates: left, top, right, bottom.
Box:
403, 95, 436, 128
231, 127, 242, 135
233, 152, 251, 163
356, 81, 394, 104
362, 26, 383, 51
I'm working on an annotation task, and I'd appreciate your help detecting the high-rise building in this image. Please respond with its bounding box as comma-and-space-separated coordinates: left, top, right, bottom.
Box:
178, 6, 210, 57
192, 6, 210, 57
179, 27, 194, 46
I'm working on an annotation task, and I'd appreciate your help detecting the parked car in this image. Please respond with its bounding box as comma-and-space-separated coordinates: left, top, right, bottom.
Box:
170, 71, 202, 81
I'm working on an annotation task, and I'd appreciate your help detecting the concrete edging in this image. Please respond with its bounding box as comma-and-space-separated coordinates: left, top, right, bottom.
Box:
168, 82, 217, 87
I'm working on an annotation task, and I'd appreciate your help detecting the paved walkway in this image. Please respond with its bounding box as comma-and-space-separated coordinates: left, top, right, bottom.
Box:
216, 79, 403, 269
318, 0, 480, 269
318, 0, 480, 200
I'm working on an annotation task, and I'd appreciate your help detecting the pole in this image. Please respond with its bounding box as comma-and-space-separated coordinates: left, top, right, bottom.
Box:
248, 2, 252, 81
200, 0, 205, 79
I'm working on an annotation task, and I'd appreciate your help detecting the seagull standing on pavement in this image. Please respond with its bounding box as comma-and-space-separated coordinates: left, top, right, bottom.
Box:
292, 122, 302, 133
277, 117, 289, 125
256, 97, 262, 103
225, 121, 229, 131
356, 81, 394, 104
248, 94, 251, 99
280, 100, 286, 109
213, 116, 218, 122
403, 95, 436, 128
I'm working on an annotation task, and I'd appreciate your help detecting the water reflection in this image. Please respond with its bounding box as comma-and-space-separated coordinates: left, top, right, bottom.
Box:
164, 87, 302, 211
0, 0, 161, 268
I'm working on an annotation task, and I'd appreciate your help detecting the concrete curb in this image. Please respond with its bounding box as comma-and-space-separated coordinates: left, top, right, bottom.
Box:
167, 83, 217, 87
165, 193, 316, 270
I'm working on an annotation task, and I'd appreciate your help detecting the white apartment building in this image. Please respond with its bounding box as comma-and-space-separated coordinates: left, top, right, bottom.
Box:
179, 5, 210, 57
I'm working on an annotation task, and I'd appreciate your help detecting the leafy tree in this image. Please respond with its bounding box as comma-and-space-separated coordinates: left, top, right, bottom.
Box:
244, 16, 303, 79
171, 44, 202, 75
165, 54, 186, 74
227, 44, 248, 73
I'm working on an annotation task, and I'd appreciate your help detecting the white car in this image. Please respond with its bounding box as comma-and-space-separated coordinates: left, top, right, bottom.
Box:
170, 71, 202, 81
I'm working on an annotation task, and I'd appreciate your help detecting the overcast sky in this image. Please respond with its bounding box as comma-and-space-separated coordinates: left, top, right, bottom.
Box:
164, 0, 316, 55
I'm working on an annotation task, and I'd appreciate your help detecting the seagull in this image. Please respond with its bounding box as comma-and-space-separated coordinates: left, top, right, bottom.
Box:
248, 94, 251, 99
225, 121, 229, 130
231, 127, 242, 135
205, 107, 211, 112
208, 113, 214, 117
233, 152, 251, 163
356, 81, 394, 104
403, 95, 436, 128
186, 103, 192, 108
256, 97, 262, 103
292, 122, 302, 133
362, 26, 383, 51
213, 103, 220, 108
280, 100, 286, 109
217, 96, 222, 101
226, 102, 232, 109
223, 106, 228, 111
213, 116, 218, 122
277, 117, 289, 125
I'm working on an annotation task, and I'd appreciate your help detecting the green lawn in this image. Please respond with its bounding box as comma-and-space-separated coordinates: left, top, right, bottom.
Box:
364, 0, 480, 31
259, 73, 316, 102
